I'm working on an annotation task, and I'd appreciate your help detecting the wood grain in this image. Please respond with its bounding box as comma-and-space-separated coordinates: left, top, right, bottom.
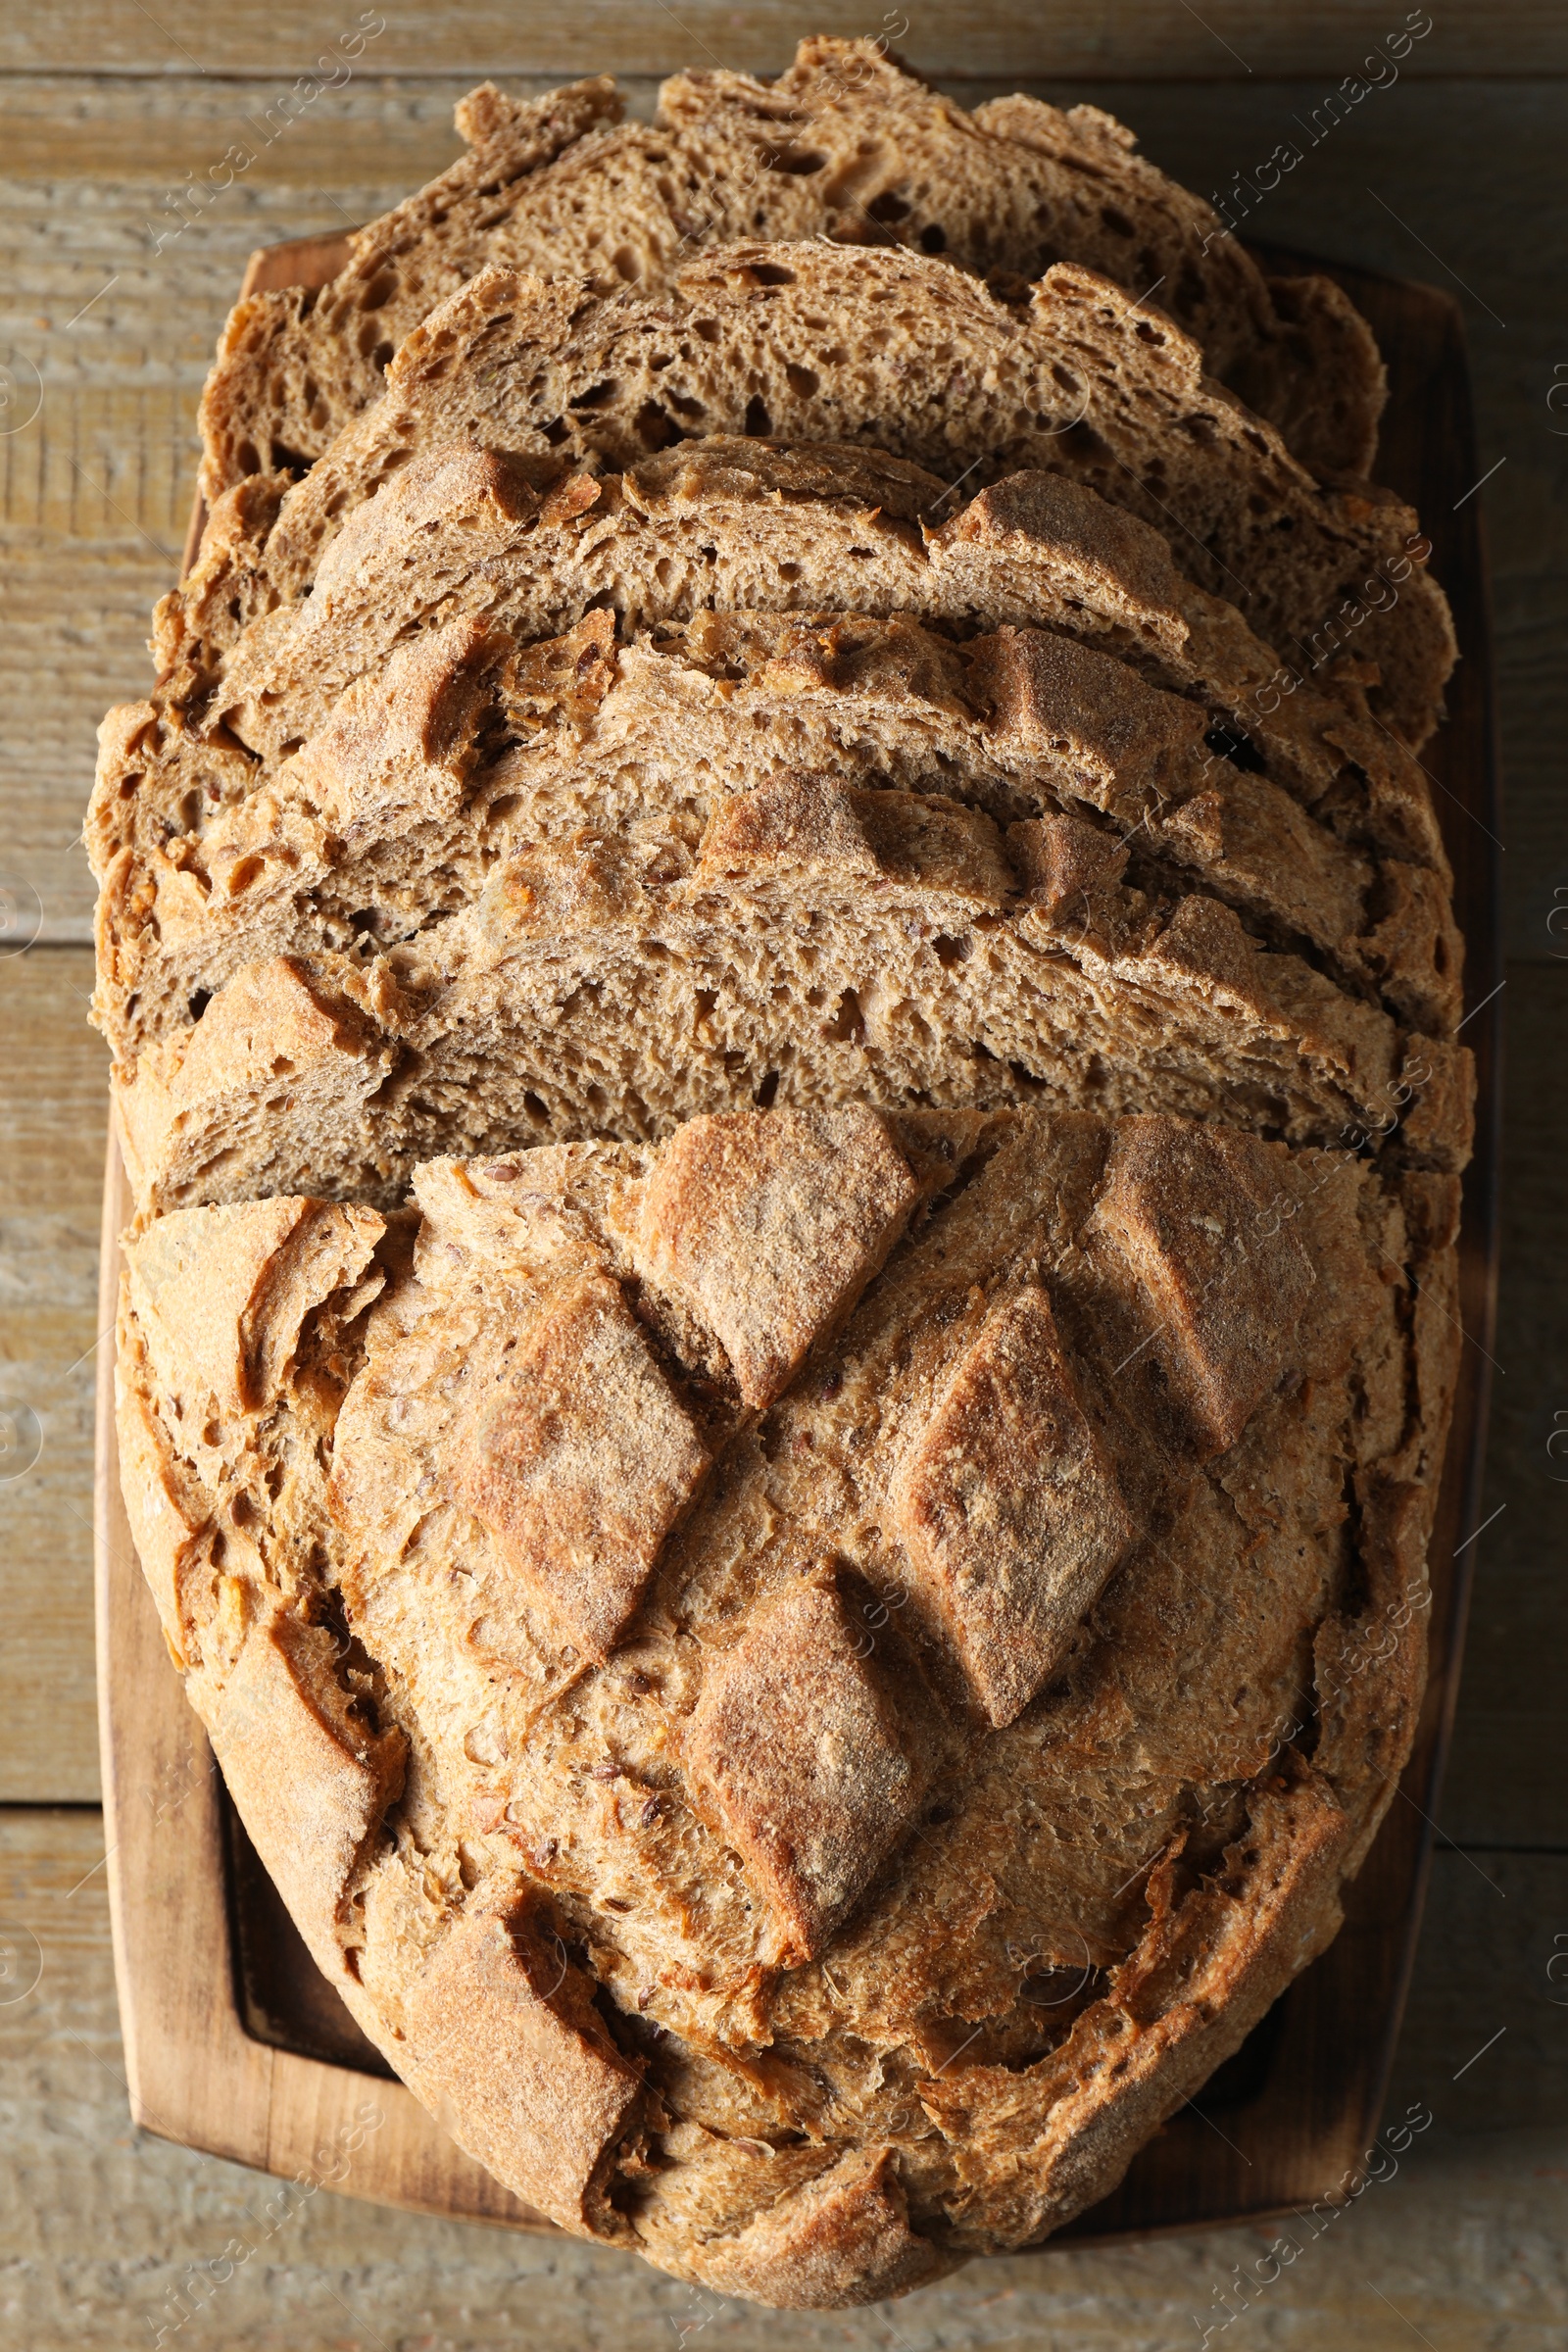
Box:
0, 947, 107, 1800
4, 2, 1564, 79
1440, 957, 1568, 1848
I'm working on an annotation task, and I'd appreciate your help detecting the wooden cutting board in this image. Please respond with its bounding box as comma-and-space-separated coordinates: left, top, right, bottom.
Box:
95, 227, 1501, 2246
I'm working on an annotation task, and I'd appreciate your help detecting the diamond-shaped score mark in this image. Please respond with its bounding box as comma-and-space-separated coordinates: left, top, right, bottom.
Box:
894, 1284, 1133, 1729
458, 1274, 710, 1662
685, 1577, 924, 1966
1086, 1117, 1315, 1459
634, 1103, 919, 1409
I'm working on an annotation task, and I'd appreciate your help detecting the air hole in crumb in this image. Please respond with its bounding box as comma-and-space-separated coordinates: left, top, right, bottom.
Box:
1203, 723, 1266, 775
633, 400, 680, 451
743, 395, 772, 437
822, 988, 864, 1044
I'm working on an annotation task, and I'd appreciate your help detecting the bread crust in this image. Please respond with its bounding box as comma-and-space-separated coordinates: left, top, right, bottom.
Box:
115, 1105, 1459, 2305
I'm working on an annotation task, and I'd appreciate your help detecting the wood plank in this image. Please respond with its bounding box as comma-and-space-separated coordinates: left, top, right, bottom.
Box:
0, 947, 106, 1801
2, 1, 1563, 80
0, 74, 1559, 945
2, 1809, 1563, 2352
1389, 1848, 1568, 2131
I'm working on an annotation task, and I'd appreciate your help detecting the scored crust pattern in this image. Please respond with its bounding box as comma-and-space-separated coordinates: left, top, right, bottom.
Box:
117, 1102, 1461, 2300
99, 38, 1472, 2316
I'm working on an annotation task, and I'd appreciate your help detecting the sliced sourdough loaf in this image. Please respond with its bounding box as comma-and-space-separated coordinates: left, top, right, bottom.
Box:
99, 607, 1467, 1214
175, 244, 1454, 748
115, 1101, 1457, 2295
103, 28, 1469, 2309
198, 38, 1382, 507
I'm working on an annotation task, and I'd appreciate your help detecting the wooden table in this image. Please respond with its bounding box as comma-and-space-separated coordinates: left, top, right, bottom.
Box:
1, 7, 1564, 2344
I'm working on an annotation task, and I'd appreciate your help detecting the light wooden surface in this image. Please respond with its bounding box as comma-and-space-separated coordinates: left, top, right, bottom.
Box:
3, 2, 1565, 79
2, 1809, 1564, 2349
0, 949, 107, 1799
1, 7, 1565, 2343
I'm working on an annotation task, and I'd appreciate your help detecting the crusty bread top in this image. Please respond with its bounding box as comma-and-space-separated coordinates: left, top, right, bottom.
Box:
116, 1102, 1458, 2297
197, 40, 1384, 506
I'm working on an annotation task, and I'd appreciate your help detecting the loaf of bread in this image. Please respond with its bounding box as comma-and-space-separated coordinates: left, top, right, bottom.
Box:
98, 42, 1471, 2311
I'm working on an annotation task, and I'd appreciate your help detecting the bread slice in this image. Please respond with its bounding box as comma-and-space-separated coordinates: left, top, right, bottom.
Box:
107, 454, 1457, 1054
100, 606, 1470, 1215
198, 39, 1383, 508
116, 1101, 1458, 2300
198, 75, 622, 498
146, 440, 1447, 888
174, 243, 1455, 749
